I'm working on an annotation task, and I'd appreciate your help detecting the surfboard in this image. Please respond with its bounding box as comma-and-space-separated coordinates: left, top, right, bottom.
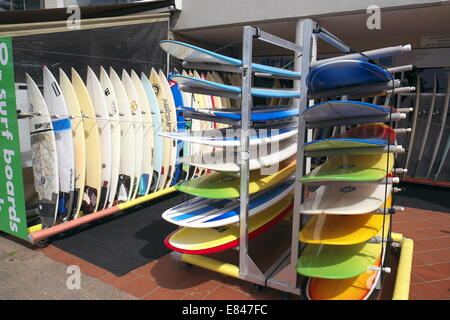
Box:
299, 195, 392, 245
434, 133, 450, 180
168, 71, 186, 184
183, 70, 202, 180
172, 74, 300, 99
59, 69, 85, 219
141, 72, 163, 192
71, 68, 102, 214
175, 159, 296, 199
86, 67, 112, 210
414, 73, 437, 177
307, 60, 393, 93
131, 70, 154, 196
304, 123, 396, 152
164, 193, 294, 254
427, 73, 450, 178
163, 178, 294, 228
121, 70, 144, 199
303, 101, 394, 126
149, 68, 171, 190
159, 40, 301, 79
305, 255, 382, 300
42, 66, 75, 222
301, 153, 394, 184
99, 67, 121, 207
300, 182, 392, 215
160, 126, 298, 148
27, 74, 59, 227
404, 74, 420, 176
177, 71, 193, 180
296, 220, 389, 279
109, 67, 135, 203
195, 70, 216, 173
158, 69, 179, 188
210, 71, 231, 110
182, 137, 297, 172
180, 105, 299, 122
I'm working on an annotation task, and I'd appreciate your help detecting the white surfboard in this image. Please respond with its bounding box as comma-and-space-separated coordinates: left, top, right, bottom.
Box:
110, 67, 135, 203
300, 182, 393, 215
159, 126, 298, 148
59, 69, 85, 219
43, 66, 75, 222
131, 69, 154, 196
27, 74, 59, 227
99, 67, 121, 207
149, 68, 171, 190
141, 73, 163, 192
158, 69, 178, 187
183, 137, 298, 172
87, 67, 112, 210
71, 68, 102, 214
122, 69, 144, 200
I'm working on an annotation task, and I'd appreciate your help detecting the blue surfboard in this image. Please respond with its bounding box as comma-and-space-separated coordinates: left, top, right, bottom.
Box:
171, 74, 300, 99
162, 178, 294, 228
141, 73, 163, 193
160, 40, 301, 79
303, 101, 391, 124
307, 60, 393, 93
180, 105, 299, 122
168, 72, 186, 185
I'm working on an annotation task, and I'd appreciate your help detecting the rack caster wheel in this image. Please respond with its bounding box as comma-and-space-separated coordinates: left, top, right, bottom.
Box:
253, 284, 263, 294
36, 239, 50, 249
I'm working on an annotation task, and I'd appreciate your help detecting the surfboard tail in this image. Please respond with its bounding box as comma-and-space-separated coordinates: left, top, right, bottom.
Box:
57, 191, 74, 222
38, 194, 58, 228
81, 186, 98, 214
70, 188, 80, 220
97, 181, 109, 211
138, 174, 150, 196
116, 174, 131, 202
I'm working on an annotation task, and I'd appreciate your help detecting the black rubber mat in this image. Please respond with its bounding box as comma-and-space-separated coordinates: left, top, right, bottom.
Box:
50, 191, 185, 276
395, 182, 450, 213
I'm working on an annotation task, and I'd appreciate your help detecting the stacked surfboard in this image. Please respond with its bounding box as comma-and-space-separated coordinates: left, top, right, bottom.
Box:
296, 59, 410, 300
27, 66, 185, 228
159, 40, 300, 255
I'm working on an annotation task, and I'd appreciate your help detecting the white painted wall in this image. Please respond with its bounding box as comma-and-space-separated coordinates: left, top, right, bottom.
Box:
174, 0, 448, 31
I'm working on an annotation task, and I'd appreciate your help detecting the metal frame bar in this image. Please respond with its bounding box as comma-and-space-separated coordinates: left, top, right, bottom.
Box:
239, 25, 256, 279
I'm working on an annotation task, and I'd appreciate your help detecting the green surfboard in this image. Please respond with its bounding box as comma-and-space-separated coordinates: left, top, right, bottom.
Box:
175, 160, 296, 199
301, 153, 393, 183
296, 241, 383, 279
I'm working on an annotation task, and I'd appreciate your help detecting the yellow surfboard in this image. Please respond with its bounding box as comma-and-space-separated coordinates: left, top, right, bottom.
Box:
175, 159, 296, 199
71, 68, 102, 214
59, 69, 86, 219
165, 193, 293, 254
306, 255, 382, 300
299, 194, 392, 245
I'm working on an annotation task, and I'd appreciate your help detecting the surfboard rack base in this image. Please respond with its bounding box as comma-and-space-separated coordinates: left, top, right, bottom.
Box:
27, 187, 177, 243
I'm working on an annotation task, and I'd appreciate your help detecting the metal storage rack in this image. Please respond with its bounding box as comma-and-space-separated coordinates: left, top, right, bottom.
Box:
171, 18, 415, 297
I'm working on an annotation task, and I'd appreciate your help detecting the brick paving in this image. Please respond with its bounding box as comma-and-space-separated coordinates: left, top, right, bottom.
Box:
0, 206, 448, 300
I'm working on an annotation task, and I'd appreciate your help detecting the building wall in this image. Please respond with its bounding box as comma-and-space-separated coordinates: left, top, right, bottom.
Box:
173, 0, 447, 31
